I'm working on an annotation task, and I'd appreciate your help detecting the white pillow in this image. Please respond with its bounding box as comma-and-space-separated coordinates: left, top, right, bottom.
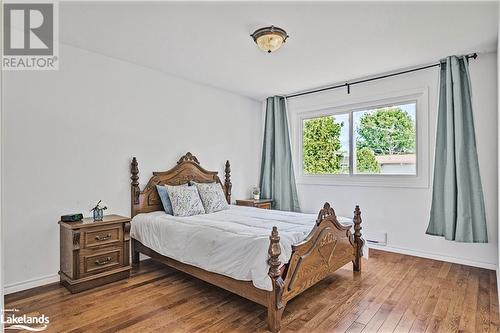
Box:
192, 182, 229, 213
165, 185, 205, 217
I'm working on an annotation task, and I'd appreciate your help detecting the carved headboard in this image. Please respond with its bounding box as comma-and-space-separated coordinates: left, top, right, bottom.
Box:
130, 152, 232, 217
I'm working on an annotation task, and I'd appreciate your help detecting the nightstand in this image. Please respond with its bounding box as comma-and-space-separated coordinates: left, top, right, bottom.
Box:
236, 199, 273, 209
58, 214, 131, 293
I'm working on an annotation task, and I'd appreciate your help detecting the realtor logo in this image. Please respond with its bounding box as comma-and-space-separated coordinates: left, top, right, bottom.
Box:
2, 308, 50, 331
2, 1, 59, 70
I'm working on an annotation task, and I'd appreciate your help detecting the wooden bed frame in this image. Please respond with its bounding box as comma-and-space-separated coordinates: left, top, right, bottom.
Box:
130, 152, 364, 332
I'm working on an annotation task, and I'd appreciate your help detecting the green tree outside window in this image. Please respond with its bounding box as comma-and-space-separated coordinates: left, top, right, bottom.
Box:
357, 108, 416, 155
356, 147, 381, 173
303, 116, 343, 174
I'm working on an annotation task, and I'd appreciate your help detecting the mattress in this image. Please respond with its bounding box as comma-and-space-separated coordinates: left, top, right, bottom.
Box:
130, 205, 353, 291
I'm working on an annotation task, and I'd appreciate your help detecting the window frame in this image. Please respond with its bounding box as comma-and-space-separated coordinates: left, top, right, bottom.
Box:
291, 87, 429, 188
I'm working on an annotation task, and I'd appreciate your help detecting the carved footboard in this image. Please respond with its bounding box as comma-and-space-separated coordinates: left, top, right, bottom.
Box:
266, 203, 363, 332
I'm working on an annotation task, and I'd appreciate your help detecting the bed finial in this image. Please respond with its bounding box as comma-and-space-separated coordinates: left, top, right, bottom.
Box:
316, 202, 336, 225
268, 226, 281, 278
224, 160, 232, 204
177, 152, 200, 165
353, 205, 364, 272
131, 157, 140, 205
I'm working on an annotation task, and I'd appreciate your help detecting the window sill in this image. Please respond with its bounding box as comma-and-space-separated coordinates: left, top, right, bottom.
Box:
296, 174, 429, 189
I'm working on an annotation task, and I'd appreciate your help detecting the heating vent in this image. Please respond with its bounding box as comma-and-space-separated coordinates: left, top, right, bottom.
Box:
364, 230, 387, 246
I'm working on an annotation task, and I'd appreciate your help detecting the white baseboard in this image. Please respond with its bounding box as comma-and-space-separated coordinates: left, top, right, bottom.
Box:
368, 244, 497, 270
4, 255, 149, 294
4, 274, 59, 295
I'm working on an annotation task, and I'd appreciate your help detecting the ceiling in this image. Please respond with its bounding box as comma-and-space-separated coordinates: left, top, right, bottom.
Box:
60, 1, 498, 101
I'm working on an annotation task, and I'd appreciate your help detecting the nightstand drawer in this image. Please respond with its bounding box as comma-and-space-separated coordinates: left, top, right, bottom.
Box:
82, 248, 122, 275
255, 202, 271, 209
236, 199, 273, 209
83, 225, 122, 248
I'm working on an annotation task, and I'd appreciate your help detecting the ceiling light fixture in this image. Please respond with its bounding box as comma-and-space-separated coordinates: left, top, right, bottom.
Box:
251, 25, 289, 53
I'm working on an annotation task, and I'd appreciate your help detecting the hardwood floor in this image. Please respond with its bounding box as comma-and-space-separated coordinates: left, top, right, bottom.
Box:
5, 250, 499, 332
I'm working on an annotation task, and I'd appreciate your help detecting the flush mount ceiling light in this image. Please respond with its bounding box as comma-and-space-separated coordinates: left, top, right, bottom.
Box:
251, 26, 289, 53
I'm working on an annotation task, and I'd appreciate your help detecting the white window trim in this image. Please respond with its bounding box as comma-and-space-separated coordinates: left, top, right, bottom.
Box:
290, 87, 430, 188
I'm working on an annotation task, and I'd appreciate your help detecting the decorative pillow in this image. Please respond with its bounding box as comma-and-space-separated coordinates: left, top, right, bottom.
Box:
165, 185, 205, 217
192, 182, 229, 213
156, 183, 187, 215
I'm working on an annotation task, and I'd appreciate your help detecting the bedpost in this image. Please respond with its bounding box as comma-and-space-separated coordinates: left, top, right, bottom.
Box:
224, 160, 232, 204
131, 157, 140, 265
131, 157, 140, 208
353, 205, 364, 272
131, 239, 140, 265
267, 226, 285, 333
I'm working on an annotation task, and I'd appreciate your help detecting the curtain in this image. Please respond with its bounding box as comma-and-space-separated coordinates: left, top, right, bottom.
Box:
426, 56, 487, 242
260, 96, 300, 212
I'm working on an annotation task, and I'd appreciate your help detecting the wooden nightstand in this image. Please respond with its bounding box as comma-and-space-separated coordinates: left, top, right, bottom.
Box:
236, 199, 273, 209
58, 214, 131, 293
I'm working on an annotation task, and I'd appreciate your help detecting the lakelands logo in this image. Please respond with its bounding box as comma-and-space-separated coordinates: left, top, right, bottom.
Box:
2, 308, 50, 331
2, 1, 59, 70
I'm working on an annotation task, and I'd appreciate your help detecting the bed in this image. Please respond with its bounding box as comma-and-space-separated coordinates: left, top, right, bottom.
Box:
130, 152, 364, 332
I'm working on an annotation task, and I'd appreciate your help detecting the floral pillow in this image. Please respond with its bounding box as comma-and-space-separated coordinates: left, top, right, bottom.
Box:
156, 183, 188, 215
165, 185, 205, 217
192, 182, 229, 213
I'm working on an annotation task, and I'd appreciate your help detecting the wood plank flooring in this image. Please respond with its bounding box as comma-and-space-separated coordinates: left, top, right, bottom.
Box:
5, 250, 499, 332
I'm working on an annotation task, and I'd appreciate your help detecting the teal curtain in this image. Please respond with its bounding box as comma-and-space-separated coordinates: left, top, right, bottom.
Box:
426, 56, 487, 242
260, 96, 300, 212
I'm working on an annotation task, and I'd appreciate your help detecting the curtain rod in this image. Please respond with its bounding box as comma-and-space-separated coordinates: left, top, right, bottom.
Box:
285, 52, 478, 99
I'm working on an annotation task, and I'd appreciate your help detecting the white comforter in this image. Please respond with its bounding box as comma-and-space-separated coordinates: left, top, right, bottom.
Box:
130, 205, 353, 291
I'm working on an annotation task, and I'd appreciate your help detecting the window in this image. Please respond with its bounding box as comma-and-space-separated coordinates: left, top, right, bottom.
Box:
302, 102, 416, 176
294, 88, 429, 188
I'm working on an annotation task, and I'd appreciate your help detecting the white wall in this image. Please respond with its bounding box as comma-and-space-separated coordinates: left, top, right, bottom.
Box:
2, 44, 262, 293
288, 52, 498, 269
497, 13, 500, 300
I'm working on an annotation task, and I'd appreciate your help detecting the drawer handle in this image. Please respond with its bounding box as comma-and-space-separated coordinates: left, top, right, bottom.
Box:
95, 233, 112, 241
95, 256, 112, 266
